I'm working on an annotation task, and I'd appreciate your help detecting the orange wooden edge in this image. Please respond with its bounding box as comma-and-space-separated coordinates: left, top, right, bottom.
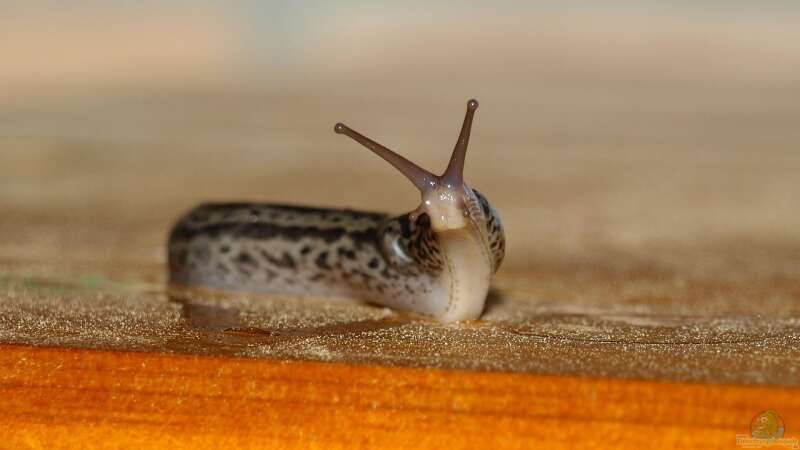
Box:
0, 343, 797, 449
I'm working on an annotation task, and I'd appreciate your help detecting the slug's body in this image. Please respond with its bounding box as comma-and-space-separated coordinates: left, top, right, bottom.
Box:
168, 99, 505, 322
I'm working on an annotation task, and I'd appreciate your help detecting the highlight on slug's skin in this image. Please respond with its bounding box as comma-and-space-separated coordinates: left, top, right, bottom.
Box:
334, 99, 480, 231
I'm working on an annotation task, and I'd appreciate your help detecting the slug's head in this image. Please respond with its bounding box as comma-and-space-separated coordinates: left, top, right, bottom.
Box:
334, 99, 484, 232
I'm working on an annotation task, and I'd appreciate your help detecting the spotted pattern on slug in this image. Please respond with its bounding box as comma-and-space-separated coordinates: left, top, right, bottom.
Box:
472, 189, 505, 272
378, 213, 443, 275
169, 203, 448, 303
167, 98, 505, 322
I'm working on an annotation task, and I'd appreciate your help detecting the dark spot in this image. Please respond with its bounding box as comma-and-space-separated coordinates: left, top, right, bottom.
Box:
368, 258, 380, 269
337, 247, 357, 260
352, 269, 372, 281
260, 250, 297, 269
472, 189, 492, 216
310, 273, 325, 281
400, 216, 413, 238
236, 252, 258, 267
380, 266, 396, 280
315, 251, 331, 270
347, 227, 379, 248
220, 244, 231, 254
300, 245, 312, 255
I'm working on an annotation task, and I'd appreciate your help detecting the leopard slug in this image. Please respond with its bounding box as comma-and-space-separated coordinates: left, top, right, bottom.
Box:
168, 99, 505, 322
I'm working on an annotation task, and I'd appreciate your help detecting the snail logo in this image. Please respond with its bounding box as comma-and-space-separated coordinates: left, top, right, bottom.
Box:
736, 410, 798, 449
751, 410, 784, 439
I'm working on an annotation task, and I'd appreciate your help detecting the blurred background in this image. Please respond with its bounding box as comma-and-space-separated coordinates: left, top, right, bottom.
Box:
1, 1, 799, 297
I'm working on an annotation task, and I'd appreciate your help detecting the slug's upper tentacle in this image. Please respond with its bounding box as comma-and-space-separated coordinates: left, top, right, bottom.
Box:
442, 99, 478, 188
333, 123, 437, 192
335, 99, 481, 232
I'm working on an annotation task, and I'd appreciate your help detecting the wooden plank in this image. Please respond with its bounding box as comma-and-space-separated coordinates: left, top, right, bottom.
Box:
1, 344, 797, 449
1, 55, 800, 448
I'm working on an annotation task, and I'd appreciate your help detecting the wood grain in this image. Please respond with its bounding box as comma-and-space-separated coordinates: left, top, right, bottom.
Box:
1, 344, 797, 449
2, 7, 799, 448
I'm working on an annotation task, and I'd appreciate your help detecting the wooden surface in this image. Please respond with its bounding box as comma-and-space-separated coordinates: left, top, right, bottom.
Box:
1, 89, 799, 387
2, 344, 798, 450
1, 87, 799, 447
2, 9, 800, 446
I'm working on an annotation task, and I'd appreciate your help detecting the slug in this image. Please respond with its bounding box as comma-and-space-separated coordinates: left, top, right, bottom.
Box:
168, 99, 505, 322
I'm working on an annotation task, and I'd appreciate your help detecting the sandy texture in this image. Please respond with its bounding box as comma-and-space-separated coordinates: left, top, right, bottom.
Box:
1, 85, 799, 387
